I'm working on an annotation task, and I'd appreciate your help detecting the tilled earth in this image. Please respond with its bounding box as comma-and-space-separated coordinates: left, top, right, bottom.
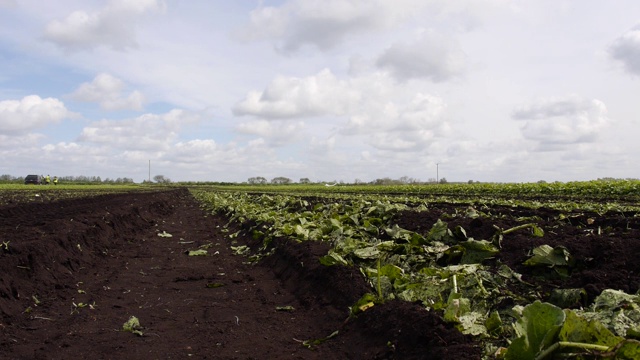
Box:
394, 202, 640, 304
0, 189, 479, 360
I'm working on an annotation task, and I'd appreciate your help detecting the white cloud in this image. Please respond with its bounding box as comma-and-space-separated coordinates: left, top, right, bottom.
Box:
342, 93, 450, 152
71, 73, 145, 111
0, 133, 44, 150
0, 95, 76, 134
236, 120, 306, 146
233, 69, 359, 119
512, 95, 611, 151
375, 30, 466, 82
235, 67, 451, 153
43, 0, 165, 51
609, 24, 640, 76
77, 109, 199, 151
238, 0, 425, 52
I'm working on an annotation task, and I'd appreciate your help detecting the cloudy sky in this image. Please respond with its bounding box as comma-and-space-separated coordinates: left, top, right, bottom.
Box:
1, 0, 639, 183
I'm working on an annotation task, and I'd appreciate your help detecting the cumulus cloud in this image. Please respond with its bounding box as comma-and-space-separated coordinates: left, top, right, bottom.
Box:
375, 30, 466, 82
341, 93, 451, 151
0, 133, 44, 150
235, 68, 451, 153
43, 0, 165, 51
512, 95, 611, 151
236, 120, 306, 146
238, 0, 425, 52
0, 95, 76, 134
233, 69, 359, 119
77, 109, 199, 151
609, 24, 640, 76
71, 73, 145, 111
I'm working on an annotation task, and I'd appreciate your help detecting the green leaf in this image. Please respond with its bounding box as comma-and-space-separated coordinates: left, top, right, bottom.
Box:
188, 249, 208, 256
506, 301, 566, 360
523, 245, 573, 268
123, 316, 144, 336
547, 288, 586, 308
615, 340, 640, 360
485, 311, 503, 336
427, 219, 451, 242
531, 225, 545, 237
231, 245, 250, 255
452, 225, 468, 241
302, 330, 339, 348
352, 246, 380, 259
351, 293, 378, 315
378, 264, 404, 282
559, 310, 622, 347
459, 239, 499, 264
319, 251, 349, 266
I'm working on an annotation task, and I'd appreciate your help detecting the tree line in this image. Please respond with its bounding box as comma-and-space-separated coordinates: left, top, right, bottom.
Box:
246, 176, 449, 185
0, 174, 135, 184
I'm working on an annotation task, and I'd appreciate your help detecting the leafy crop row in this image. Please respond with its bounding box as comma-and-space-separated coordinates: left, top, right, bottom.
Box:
191, 189, 640, 359
204, 179, 640, 201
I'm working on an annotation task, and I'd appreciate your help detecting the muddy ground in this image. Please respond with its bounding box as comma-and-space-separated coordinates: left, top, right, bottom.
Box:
0, 189, 479, 360
2, 189, 638, 359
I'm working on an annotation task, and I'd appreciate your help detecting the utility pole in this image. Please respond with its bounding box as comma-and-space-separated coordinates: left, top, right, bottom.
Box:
436, 163, 439, 184
148, 160, 151, 183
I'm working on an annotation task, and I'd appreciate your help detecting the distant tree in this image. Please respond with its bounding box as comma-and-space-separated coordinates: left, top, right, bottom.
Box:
153, 175, 171, 183
271, 176, 292, 184
299, 178, 311, 184
248, 176, 267, 184
439, 177, 448, 184
468, 180, 474, 184
427, 178, 436, 183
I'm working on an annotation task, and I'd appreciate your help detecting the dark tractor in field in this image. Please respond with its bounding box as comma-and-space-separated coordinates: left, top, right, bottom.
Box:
24, 175, 41, 185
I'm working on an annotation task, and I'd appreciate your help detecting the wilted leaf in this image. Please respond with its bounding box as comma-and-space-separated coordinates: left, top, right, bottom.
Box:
188, 249, 208, 256
353, 246, 380, 259
231, 245, 250, 255
319, 251, 349, 266
523, 245, 573, 268
123, 316, 144, 336
559, 310, 622, 347
548, 288, 587, 308
460, 239, 499, 264
485, 311, 503, 335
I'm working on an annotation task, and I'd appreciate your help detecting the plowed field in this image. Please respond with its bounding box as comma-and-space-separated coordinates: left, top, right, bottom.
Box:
0, 189, 479, 359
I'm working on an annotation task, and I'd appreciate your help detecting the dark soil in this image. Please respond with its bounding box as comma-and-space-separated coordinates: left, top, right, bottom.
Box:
0, 189, 481, 360
394, 203, 640, 305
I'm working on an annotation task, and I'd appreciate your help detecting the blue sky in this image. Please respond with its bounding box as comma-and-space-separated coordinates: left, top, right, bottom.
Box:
1, 0, 639, 183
